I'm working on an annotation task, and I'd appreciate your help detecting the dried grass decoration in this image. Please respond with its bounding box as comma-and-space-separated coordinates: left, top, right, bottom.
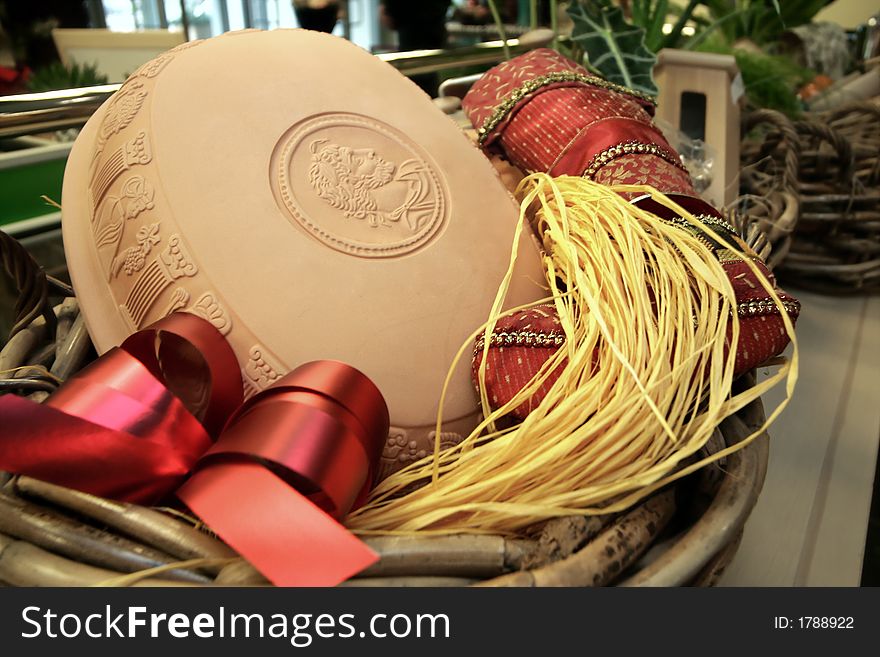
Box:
348, 175, 797, 536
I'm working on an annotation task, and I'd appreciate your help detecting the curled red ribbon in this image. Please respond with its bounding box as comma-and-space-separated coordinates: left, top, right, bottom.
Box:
0, 313, 388, 586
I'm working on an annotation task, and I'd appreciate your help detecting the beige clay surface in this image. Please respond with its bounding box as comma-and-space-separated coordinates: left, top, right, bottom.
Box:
61, 29, 546, 479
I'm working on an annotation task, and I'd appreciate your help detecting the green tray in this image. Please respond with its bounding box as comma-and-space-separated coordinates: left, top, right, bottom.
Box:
0, 139, 71, 230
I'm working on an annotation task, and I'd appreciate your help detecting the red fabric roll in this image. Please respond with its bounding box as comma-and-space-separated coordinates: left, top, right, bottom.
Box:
723, 259, 798, 374
471, 305, 569, 421
463, 49, 799, 421
476, 267, 798, 422
462, 48, 692, 194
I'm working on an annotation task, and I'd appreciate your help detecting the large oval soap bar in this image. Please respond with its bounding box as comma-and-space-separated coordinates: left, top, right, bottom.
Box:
61, 29, 546, 479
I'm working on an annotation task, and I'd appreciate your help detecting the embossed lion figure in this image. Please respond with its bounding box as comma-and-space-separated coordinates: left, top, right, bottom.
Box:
308, 139, 397, 227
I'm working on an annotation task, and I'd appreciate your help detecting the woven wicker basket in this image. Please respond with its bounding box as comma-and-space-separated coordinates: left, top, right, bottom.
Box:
739, 100, 880, 292
0, 228, 770, 587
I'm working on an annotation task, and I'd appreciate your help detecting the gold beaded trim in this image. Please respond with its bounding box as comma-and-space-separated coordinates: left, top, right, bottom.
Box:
473, 330, 566, 354
474, 298, 799, 353
583, 140, 689, 179
716, 248, 764, 264
477, 71, 657, 145
662, 214, 738, 253
663, 214, 737, 236
740, 297, 801, 318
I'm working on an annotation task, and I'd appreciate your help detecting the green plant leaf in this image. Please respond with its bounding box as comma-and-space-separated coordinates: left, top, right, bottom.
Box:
27, 61, 109, 92
568, 0, 659, 95
632, 0, 649, 26
694, 40, 814, 117
777, 0, 829, 28
643, 0, 668, 52
699, 0, 830, 47
660, 0, 700, 50
486, 0, 510, 60
684, 7, 748, 50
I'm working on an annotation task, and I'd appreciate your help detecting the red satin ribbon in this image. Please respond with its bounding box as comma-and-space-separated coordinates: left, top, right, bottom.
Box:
0, 313, 235, 502
0, 313, 388, 586
178, 360, 389, 586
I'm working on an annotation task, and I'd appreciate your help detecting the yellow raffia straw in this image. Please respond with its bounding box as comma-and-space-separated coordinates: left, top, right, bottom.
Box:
347, 174, 798, 536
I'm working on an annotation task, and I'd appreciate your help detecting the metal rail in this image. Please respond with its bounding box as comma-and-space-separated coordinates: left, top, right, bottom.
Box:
0, 85, 119, 139
0, 30, 554, 140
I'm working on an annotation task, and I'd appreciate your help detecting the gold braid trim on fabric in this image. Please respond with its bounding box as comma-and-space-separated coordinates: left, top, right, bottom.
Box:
473, 329, 566, 354
476, 71, 657, 145
663, 214, 737, 253
716, 248, 764, 264
663, 214, 737, 236
473, 295, 801, 358
740, 296, 801, 317
582, 140, 689, 179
